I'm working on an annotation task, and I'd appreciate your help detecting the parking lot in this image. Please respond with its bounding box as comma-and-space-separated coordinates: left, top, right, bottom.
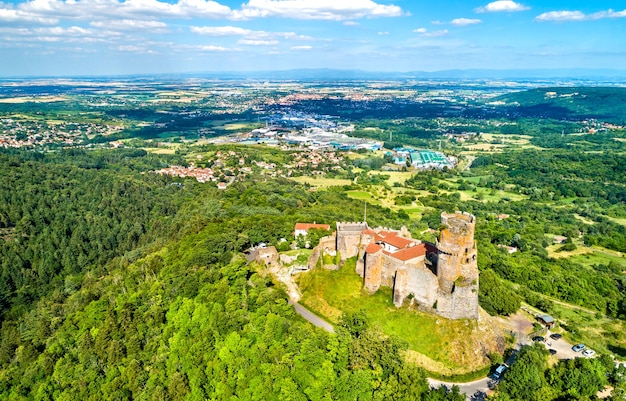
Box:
533, 331, 594, 360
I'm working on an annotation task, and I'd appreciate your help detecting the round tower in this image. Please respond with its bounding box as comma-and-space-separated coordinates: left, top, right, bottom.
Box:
436, 211, 477, 292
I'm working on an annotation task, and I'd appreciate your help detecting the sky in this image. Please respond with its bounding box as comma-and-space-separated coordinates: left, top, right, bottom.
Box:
1, 0, 626, 76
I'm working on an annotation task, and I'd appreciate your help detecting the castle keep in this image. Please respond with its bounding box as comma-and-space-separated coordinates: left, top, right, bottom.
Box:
330, 211, 479, 320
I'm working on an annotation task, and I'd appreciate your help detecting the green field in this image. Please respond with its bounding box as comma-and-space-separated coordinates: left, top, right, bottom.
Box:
290, 176, 353, 187
346, 190, 375, 201
606, 215, 626, 228
568, 249, 626, 267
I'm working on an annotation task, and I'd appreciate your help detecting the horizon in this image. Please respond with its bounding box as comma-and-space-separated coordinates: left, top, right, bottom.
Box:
3, 67, 626, 81
1, 0, 626, 77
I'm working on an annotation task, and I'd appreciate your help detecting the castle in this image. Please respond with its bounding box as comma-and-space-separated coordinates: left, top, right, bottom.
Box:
314, 211, 479, 320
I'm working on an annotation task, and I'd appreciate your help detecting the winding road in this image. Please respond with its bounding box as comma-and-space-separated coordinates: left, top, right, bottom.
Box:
289, 301, 335, 333
427, 377, 492, 400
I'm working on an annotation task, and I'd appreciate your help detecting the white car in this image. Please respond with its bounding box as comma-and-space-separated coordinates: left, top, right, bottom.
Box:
582, 349, 595, 357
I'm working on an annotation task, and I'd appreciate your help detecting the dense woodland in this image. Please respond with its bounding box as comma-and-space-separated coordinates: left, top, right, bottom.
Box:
0, 149, 471, 400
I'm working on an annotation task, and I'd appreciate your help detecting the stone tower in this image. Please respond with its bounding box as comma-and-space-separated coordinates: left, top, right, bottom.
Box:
434, 211, 479, 319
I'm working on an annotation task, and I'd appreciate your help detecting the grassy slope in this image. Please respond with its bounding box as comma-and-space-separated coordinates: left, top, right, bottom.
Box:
297, 259, 504, 376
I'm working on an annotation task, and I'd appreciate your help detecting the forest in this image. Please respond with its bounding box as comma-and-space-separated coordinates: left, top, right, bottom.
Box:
0, 149, 471, 400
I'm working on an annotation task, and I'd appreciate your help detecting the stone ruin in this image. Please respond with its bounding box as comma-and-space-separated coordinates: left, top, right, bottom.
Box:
310, 211, 479, 320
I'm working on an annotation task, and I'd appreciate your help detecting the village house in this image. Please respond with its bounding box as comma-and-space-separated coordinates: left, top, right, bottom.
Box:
294, 223, 331, 238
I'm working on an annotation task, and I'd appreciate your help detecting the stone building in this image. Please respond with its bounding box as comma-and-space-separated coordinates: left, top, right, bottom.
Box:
332, 211, 479, 320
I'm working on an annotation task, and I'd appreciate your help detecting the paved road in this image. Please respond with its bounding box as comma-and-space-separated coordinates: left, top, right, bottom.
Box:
289, 301, 334, 333
427, 377, 492, 400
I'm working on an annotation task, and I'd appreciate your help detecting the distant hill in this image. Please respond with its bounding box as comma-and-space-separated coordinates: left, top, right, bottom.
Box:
193, 68, 626, 81
492, 87, 626, 123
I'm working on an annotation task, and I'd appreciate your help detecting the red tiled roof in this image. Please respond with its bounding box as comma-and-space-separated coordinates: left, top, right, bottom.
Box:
294, 223, 331, 231
390, 244, 426, 261
365, 243, 383, 254
378, 232, 415, 249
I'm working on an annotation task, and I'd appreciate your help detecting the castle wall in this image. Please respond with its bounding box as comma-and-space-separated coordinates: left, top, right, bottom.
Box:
393, 261, 439, 308
434, 283, 479, 320
307, 234, 337, 270
336, 222, 368, 260
363, 251, 383, 293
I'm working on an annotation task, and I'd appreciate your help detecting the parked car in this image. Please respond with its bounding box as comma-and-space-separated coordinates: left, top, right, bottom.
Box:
492, 364, 507, 380
582, 349, 595, 357
532, 336, 545, 342
572, 343, 586, 352
549, 333, 562, 340
549, 349, 557, 355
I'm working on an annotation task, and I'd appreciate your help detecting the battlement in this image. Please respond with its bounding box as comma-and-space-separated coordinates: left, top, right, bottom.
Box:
336, 222, 369, 232
441, 211, 475, 224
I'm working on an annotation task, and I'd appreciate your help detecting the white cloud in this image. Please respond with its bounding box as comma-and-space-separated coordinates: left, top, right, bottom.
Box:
171, 43, 237, 52
475, 1, 529, 13
535, 8, 626, 22
291, 45, 312, 50
237, 39, 278, 45
343, 21, 360, 26
232, 0, 404, 21
414, 28, 448, 38
117, 45, 145, 52
90, 19, 169, 32
196, 45, 232, 51
191, 26, 252, 36
0, 0, 232, 26
0, 24, 117, 44
450, 18, 481, 26
590, 9, 626, 19
0, 7, 58, 24
190, 25, 313, 49
535, 11, 585, 22
377, 31, 389, 35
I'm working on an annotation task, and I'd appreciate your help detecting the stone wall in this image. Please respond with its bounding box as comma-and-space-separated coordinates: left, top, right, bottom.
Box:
394, 261, 439, 308
251, 246, 279, 267
308, 234, 337, 270
434, 282, 480, 320
363, 250, 382, 292
336, 222, 368, 260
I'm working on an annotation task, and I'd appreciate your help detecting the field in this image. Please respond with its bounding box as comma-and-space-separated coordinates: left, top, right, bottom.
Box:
297, 259, 506, 377
290, 176, 352, 188
606, 215, 626, 228
460, 133, 542, 154
0, 96, 68, 103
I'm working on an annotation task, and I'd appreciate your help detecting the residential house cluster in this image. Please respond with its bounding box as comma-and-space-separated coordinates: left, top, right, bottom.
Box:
0, 118, 123, 148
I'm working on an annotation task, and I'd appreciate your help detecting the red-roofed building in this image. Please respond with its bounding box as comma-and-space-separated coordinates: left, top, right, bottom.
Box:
365, 242, 383, 254
294, 223, 331, 237
389, 243, 426, 262
375, 232, 418, 252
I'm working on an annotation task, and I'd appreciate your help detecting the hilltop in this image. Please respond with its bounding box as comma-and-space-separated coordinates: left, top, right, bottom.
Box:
492, 87, 626, 124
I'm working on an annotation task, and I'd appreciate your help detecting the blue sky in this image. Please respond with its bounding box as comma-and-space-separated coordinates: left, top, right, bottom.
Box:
0, 0, 625, 76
